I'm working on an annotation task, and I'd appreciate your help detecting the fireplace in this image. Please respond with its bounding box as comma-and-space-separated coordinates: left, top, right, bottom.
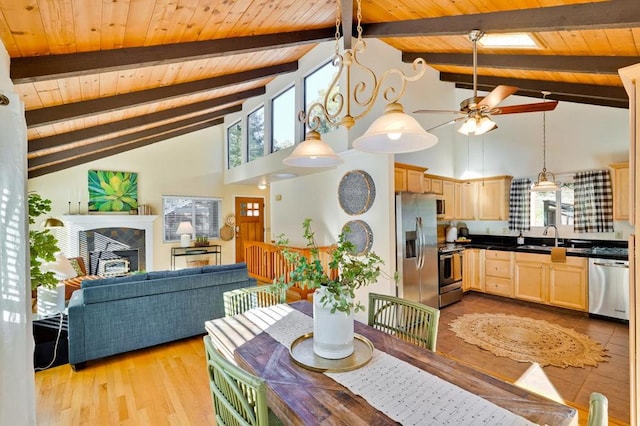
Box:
62, 215, 158, 273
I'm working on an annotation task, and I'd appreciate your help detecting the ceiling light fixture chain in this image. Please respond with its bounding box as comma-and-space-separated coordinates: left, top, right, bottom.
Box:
284, 0, 438, 166
531, 90, 558, 192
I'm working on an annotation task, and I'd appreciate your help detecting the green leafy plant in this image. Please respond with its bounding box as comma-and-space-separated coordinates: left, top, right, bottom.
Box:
28, 193, 61, 290
275, 218, 395, 315
88, 170, 138, 212
194, 236, 210, 247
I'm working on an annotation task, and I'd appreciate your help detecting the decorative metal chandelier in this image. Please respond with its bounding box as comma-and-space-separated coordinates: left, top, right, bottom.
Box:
531, 91, 559, 192
283, 0, 438, 167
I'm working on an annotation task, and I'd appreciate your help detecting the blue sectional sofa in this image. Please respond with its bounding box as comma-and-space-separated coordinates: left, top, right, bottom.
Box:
67, 263, 256, 370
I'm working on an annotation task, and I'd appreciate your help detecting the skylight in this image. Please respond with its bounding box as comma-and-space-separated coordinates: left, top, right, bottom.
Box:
477, 33, 540, 49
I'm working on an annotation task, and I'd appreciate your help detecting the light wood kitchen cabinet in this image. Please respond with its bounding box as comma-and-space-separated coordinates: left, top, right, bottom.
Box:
484, 250, 513, 297
430, 178, 443, 195
422, 176, 432, 193
455, 182, 476, 220
514, 252, 588, 311
463, 248, 483, 291
476, 177, 511, 220
610, 162, 630, 222
395, 163, 427, 193
442, 180, 455, 220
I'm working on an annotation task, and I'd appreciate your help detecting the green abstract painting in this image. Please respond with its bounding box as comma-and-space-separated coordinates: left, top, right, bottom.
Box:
88, 170, 138, 212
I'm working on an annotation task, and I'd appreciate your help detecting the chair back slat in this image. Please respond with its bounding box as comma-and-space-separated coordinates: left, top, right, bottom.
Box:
367, 293, 440, 351
204, 336, 271, 425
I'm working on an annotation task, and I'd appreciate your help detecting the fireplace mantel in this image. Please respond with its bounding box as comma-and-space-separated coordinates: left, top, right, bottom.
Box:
62, 215, 158, 271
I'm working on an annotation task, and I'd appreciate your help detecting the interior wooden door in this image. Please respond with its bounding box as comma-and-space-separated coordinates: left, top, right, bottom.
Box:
235, 197, 265, 263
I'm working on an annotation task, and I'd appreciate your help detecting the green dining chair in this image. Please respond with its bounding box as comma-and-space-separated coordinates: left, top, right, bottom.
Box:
368, 292, 440, 351
223, 284, 286, 317
204, 335, 281, 426
587, 392, 608, 426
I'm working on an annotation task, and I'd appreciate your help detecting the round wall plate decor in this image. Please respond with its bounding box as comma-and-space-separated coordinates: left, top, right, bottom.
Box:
342, 220, 373, 256
338, 170, 376, 215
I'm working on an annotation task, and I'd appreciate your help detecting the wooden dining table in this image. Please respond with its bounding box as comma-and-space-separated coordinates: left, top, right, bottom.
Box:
205, 301, 577, 425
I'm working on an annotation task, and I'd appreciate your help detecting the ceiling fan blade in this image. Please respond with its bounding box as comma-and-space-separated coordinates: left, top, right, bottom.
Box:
414, 109, 466, 115
478, 85, 518, 109
427, 116, 467, 132
494, 100, 559, 115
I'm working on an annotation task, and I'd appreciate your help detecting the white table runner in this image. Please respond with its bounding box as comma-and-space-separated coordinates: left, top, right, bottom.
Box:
261, 305, 536, 426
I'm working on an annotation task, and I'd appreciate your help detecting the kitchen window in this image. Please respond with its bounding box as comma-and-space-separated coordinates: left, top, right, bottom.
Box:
530, 179, 574, 228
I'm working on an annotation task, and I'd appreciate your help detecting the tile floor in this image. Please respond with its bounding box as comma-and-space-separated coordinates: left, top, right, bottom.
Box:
437, 292, 630, 424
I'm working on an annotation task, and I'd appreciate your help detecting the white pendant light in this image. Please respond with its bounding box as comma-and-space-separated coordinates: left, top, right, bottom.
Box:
531, 92, 559, 192
352, 103, 438, 153
282, 131, 343, 167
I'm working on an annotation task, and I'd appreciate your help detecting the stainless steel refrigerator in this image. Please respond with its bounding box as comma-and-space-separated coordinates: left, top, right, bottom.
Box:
396, 192, 439, 308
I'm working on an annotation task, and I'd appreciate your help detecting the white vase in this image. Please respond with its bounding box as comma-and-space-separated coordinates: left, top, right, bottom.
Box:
36, 284, 65, 316
313, 286, 354, 359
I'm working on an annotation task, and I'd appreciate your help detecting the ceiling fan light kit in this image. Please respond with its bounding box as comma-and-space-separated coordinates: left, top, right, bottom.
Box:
353, 102, 438, 153
457, 115, 497, 136
283, 0, 436, 166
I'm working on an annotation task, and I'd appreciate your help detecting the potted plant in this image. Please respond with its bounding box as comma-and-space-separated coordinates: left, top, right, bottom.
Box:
275, 218, 393, 359
29, 193, 65, 314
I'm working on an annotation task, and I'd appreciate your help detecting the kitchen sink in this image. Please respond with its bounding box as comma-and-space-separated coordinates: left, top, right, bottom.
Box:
516, 245, 591, 254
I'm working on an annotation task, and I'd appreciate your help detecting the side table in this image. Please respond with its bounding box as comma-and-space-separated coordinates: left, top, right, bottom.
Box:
33, 312, 68, 370
171, 245, 222, 270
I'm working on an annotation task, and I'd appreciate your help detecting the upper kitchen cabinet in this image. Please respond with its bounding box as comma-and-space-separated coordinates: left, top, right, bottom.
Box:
395, 163, 427, 193
610, 162, 630, 222
476, 177, 512, 221
455, 182, 476, 220
442, 181, 455, 220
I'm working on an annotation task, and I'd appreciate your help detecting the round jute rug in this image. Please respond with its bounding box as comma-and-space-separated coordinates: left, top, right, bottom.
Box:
449, 313, 609, 368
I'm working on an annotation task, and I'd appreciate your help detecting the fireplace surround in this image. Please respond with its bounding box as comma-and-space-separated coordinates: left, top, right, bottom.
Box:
62, 215, 158, 273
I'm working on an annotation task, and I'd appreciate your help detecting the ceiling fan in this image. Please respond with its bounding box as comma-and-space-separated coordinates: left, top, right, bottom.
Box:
414, 30, 559, 135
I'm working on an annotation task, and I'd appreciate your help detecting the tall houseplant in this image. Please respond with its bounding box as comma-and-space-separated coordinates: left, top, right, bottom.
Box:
28, 192, 60, 290
275, 218, 393, 359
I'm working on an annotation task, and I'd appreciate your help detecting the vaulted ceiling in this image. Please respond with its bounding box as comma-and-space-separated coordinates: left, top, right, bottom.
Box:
1, 0, 638, 178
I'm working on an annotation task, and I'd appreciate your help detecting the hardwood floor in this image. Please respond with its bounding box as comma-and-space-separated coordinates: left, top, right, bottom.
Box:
35, 293, 630, 425
439, 292, 630, 425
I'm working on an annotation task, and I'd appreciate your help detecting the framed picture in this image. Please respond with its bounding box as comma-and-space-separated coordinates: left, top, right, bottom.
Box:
88, 170, 138, 213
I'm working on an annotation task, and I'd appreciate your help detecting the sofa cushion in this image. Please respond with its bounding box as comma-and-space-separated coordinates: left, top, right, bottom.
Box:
82, 273, 147, 288
147, 268, 202, 280
202, 263, 247, 273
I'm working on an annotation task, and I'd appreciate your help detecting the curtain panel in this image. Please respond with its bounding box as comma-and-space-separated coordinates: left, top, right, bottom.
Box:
573, 169, 614, 233
508, 178, 531, 231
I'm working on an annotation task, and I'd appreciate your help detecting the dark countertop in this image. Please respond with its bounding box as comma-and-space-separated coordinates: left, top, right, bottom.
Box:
457, 235, 628, 261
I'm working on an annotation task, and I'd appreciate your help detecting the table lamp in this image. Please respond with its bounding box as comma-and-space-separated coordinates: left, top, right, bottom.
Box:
38, 252, 78, 315
176, 221, 194, 247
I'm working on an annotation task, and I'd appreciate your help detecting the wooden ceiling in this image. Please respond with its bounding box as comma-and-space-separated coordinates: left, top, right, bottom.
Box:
1, 0, 638, 178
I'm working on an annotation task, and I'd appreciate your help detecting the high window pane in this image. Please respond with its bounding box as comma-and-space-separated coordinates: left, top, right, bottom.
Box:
272, 86, 296, 152
227, 121, 242, 168
163, 196, 221, 241
304, 61, 339, 135
248, 106, 265, 162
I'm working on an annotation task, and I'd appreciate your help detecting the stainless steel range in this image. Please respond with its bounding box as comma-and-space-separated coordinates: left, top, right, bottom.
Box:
438, 245, 464, 307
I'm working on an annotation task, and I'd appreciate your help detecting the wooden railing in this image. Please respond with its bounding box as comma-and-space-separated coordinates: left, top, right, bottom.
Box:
244, 241, 337, 300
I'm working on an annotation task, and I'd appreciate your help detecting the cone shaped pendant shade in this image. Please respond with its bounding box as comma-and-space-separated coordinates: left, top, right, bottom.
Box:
283, 131, 343, 167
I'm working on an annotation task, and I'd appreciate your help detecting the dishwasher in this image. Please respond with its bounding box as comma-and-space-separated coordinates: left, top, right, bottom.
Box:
588, 257, 629, 321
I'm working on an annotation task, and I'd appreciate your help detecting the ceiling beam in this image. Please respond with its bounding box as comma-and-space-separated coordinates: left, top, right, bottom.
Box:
11, 28, 333, 84
27, 87, 263, 152
28, 118, 223, 178
440, 72, 629, 108
26, 62, 297, 128
403, 53, 640, 75
364, 0, 640, 37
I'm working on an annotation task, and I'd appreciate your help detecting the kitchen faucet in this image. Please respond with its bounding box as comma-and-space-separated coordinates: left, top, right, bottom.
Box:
543, 224, 559, 247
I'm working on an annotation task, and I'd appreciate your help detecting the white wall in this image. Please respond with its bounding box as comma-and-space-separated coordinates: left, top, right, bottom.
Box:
28, 126, 267, 270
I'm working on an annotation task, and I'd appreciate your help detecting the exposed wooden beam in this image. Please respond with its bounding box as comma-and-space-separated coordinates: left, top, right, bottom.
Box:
403, 53, 640, 75
27, 87, 260, 152
28, 119, 223, 178
364, 0, 640, 37
440, 73, 629, 108
26, 62, 297, 128
11, 29, 333, 84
